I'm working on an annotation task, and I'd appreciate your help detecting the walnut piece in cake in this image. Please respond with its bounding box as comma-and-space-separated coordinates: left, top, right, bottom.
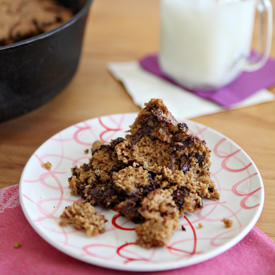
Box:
59, 202, 105, 236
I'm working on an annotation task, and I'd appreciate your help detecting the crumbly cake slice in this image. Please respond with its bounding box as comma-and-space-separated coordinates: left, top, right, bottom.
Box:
69, 99, 219, 216
65, 98, 219, 248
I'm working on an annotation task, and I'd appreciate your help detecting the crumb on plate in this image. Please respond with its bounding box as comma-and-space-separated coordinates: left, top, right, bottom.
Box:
222, 218, 232, 228
198, 223, 203, 229
42, 161, 52, 170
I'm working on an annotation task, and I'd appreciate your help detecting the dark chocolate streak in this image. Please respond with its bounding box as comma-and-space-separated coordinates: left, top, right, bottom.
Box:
82, 163, 90, 171
195, 152, 205, 167
172, 187, 190, 209
118, 198, 145, 223
85, 182, 120, 208
180, 154, 191, 173
110, 137, 125, 148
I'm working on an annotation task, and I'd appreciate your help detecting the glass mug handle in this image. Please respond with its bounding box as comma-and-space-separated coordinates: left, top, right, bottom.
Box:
244, 0, 273, 72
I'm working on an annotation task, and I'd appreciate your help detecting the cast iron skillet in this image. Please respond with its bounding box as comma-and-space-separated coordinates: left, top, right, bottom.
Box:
0, 0, 93, 122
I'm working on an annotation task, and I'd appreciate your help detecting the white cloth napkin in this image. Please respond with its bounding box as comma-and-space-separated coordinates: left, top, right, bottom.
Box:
108, 61, 274, 120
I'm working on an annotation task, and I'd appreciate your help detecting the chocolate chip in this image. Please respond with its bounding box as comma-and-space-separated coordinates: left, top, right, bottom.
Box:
177, 123, 188, 130
86, 183, 120, 209
195, 153, 205, 167
172, 187, 189, 209
180, 155, 190, 172
82, 163, 90, 171
110, 137, 125, 148
131, 133, 143, 145
151, 109, 172, 124
117, 198, 144, 223
173, 138, 193, 149
71, 167, 77, 176
208, 187, 214, 193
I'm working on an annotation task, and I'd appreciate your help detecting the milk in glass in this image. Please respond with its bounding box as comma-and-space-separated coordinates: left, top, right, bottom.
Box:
160, 0, 257, 89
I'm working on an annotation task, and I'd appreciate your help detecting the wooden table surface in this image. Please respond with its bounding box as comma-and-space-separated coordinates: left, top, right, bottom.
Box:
0, 0, 274, 241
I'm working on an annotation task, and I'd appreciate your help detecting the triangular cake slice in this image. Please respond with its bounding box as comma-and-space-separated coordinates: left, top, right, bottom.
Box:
66, 99, 219, 247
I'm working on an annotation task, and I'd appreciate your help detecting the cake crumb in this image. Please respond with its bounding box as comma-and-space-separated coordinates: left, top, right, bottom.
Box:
42, 161, 52, 170
198, 223, 203, 229
136, 189, 179, 248
222, 218, 232, 228
60, 202, 105, 236
13, 242, 22, 249
84, 149, 89, 154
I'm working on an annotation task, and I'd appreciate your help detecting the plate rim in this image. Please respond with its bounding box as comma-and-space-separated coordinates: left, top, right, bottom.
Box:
19, 113, 264, 272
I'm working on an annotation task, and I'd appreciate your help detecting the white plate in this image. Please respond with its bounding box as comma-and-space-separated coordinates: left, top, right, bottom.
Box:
19, 113, 264, 272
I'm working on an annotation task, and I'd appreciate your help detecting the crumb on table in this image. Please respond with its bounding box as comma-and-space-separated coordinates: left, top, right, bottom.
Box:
222, 218, 233, 228
13, 242, 22, 248
42, 161, 52, 170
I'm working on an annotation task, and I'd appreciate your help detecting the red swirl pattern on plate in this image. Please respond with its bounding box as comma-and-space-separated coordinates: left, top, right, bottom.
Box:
19, 114, 264, 271
112, 213, 136, 231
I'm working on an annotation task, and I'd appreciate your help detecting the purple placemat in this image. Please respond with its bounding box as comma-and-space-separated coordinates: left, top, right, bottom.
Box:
139, 54, 275, 108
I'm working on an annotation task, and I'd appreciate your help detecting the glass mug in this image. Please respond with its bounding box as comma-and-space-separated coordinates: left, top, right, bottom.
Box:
159, 0, 273, 90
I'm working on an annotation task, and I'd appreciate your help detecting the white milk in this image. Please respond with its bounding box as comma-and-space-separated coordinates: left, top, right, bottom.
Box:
159, 0, 257, 89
